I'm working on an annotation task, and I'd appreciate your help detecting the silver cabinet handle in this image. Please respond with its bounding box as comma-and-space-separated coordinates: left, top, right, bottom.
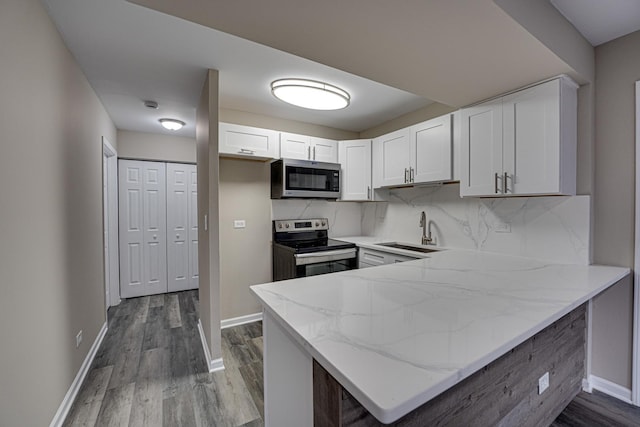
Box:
494, 172, 500, 194
503, 172, 509, 194
367, 186, 371, 200
308, 146, 311, 160
313, 146, 316, 160
410, 167, 414, 183
239, 148, 255, 155
404, 168, 409, 183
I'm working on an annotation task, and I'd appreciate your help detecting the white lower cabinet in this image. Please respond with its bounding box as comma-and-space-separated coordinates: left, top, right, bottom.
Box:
119, 160, 198, 298
358, 248, 418, 268
339, 139, 372, 201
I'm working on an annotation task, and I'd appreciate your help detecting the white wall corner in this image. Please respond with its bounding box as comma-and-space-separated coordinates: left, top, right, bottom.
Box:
589, 375, 633, 405
49, 322, 108, 427
198, 319, 225, 373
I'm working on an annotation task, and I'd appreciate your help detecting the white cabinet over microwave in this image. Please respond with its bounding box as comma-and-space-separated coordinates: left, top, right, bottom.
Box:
460, 77, 577, 197
280, 132, 338, 163
219, 122, 280, 160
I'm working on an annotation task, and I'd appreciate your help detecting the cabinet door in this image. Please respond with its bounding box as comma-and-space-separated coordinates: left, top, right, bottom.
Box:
119, 160, 167, 298
280, 132, 310, 160
411, 114, 453, 184
460, 99, 503, 197
310, 137, 338, 163
339, 140, 372, 201
372, 128, 411, 188
219, 122, 279, 159
503, 79, 562, 195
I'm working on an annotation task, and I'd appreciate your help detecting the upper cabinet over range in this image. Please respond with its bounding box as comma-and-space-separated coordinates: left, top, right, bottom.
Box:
459, 76, 578, 197
280, 132, 338, 163
373, 114, 454, 188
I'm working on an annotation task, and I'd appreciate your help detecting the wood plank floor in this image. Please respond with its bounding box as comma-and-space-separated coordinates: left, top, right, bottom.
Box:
64, 290, 640, 427
64, 291, 264, 427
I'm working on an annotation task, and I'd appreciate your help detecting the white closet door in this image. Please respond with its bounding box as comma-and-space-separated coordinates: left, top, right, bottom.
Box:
167, 163, 198, 292
188, 165, 199, 289
119, 160, 167, 298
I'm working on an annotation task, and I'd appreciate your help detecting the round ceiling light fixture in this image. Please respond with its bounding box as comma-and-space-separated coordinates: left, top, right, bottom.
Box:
159, 118, 185, 131
271, 79, 350, 110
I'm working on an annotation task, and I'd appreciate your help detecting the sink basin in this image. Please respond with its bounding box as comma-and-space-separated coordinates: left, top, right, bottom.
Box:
375, 242, 443, 253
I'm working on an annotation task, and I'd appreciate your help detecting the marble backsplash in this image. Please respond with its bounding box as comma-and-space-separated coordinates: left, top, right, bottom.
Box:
271, 199, 362, 237
362, 184, 591, 265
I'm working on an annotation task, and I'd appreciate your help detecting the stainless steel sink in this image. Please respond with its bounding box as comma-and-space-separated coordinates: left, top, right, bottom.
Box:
375, 242, 443, 253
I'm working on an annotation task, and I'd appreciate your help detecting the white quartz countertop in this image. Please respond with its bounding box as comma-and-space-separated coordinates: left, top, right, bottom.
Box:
250, 249, 629, 424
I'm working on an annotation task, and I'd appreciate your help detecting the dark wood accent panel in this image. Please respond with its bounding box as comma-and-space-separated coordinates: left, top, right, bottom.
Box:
315, 305, 587, 427
314, 359, 343, 427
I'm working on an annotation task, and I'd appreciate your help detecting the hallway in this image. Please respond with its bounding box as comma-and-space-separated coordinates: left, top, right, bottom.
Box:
63, 291, 263, 426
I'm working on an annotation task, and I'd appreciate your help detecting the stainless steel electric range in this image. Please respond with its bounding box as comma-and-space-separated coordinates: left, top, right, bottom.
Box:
272, 218, 357, 281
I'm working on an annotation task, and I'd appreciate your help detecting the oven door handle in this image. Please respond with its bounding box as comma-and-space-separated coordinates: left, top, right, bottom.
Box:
294, 248, 357, 265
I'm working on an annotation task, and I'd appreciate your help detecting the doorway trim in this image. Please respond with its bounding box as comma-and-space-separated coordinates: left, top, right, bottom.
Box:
103, 137, 120, 310
633, 80, 640, 406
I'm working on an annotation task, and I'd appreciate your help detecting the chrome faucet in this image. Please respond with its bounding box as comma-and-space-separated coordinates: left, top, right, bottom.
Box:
419, 211, 433, 246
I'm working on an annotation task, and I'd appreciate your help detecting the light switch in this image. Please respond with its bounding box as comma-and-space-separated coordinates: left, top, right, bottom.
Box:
234, 220, 246, 229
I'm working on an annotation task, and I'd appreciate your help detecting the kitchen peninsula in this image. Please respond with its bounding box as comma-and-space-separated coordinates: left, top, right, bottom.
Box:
250, 249, 629, 426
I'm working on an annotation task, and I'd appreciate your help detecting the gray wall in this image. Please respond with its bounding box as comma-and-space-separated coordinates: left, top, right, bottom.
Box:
219, 159, 272, 320
197, 70, 223, 363
590, 30, 640, 389
0, 0, 117, 425
117, 130, 196, 163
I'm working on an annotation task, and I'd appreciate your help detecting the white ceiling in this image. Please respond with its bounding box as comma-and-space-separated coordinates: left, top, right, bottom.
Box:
41, 0, 433, 137
42, 0, 640, 140
551, 0, 640, 46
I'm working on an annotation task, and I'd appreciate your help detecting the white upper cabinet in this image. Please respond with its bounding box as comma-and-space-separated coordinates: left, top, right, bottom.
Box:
460, 77, 577, 197
310, 137, 338, 163
219, 122, 280, 160
339, 139, 372, 201
411, 114, 453, 183
280, 132, 338, 162
460, 99, 503, 196
373, 128, 412, 187
373, 114, 454, 188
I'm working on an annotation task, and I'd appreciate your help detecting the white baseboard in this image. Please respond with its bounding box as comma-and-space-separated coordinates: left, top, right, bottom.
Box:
221, 312, 263, 329
49, 322, 108, 427
587, 374, 633, 404
197, 319, 225, 373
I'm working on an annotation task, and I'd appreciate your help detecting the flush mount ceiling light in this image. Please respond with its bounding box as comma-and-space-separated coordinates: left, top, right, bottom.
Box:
271, 79, 350, 110
159, 118, 185, 131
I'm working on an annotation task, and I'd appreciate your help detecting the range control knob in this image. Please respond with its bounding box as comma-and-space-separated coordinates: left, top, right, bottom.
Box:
278, 223, 283, 229
285, 223, 290, 228
315, 222, 320, 227
321, 221, 326, 226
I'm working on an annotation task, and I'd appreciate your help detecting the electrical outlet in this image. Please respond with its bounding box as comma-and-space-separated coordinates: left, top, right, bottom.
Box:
495, 220, 511, 233
76, 330, 83, 348
538, 372, 549, 394
233, 220, 246, 229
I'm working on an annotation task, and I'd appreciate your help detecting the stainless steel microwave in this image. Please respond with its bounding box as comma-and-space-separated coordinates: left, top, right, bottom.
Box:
271, 158, 341, 199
